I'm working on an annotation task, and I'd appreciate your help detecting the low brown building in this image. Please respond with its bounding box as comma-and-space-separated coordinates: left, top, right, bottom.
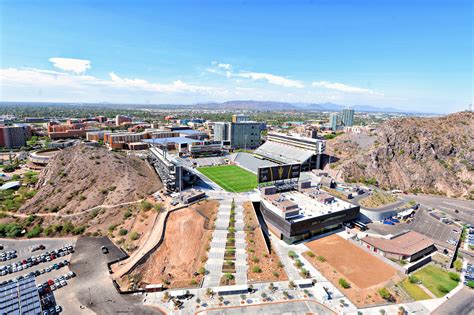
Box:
361, 231, 435, 262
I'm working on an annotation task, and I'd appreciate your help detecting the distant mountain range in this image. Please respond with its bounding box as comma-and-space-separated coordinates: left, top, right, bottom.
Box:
1, 100, 427, 114
191, 100, 422, 113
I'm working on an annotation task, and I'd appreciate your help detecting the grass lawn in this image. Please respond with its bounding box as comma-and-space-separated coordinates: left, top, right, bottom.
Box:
412, 265, 459, 298
399, 278, 431, 301
197, 165, 257, 192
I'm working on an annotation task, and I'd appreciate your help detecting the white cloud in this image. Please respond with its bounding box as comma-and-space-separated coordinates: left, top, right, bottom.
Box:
49, 57, 91, 74
235, 71, 304, 88
217, 63, 231, 70
0, 67, 226, 103
207, 62, 304, 88
312, 81, 383, 95
0, 59, 390, 105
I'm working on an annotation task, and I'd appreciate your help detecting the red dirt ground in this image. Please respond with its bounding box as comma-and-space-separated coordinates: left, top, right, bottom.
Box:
128, 200, 218, 289
304, 234, 403, 307
305, 234, 398, 289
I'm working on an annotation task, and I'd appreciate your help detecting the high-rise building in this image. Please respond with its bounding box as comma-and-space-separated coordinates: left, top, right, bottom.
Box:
213, 122, 230, 142
329, 113, 338, 131
229, 121, 261, 149
0, 124, 32, 148
213, 121, 261, 149
341, 107, 355, 127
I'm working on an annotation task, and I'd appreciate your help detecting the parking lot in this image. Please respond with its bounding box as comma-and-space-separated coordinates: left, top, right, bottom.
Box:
367, 209, 460, 250
0, 238, 77, 314
401, 194, 474, 225
68, 237, 159, 315
0, 237, 161, 315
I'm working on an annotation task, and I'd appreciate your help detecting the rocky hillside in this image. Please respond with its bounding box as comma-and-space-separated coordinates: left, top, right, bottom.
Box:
19, 144, 162, 214
329, 112, 473, 199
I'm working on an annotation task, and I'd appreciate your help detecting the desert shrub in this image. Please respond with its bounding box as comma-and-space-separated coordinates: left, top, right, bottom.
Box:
72, 226, 86, 235
140, 200, 153, 212
119, 229, 128, 236
252, 266, 262, 273
154, 203, 164, 212
437, 284, 450, 293
130, 231, 140, 240
378, 287, 394, 301
339, 278, 351, 289
449, 272, 460, 282
26, 225, 43, 238
409, 275, 419, 283
307, 251, 315, 258
317, 255, 326, 262
288, 251, 297, 258
123, 209, 132, 219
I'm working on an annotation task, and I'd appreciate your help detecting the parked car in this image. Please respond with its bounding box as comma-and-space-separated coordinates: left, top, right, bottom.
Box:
101, 246, 109, 254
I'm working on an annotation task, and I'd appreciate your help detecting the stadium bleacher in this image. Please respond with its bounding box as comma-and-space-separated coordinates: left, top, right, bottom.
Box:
254, 141, 314, 164
230, 152, 276, 174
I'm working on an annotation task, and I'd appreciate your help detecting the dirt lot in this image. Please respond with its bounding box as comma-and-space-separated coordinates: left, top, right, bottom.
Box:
128, 200, 219, 289
304, 234, 403, 307
243, 202, 288, 283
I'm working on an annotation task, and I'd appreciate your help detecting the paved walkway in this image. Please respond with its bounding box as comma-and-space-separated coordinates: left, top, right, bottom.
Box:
234, 200, 247, 285
203, 195, 248, 287
203, 198, 232, 287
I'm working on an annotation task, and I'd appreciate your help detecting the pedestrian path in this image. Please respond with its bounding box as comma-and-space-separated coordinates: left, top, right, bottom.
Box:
203, 195, 249, 287
234, 200, 248, 284
203, 198, 232, 287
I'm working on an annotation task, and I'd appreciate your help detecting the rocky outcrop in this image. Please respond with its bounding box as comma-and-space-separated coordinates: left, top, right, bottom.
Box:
335, 112, 473, 198
20, 144, 162, 214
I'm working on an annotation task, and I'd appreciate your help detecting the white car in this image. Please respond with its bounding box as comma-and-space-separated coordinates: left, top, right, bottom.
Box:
60, 280, 67, 286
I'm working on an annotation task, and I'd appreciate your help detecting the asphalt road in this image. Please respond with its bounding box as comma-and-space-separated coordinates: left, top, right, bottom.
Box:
400, 194, 474, 225
432, 287, 474, 315
200, 300, 334, 315
69, 236, 160, 315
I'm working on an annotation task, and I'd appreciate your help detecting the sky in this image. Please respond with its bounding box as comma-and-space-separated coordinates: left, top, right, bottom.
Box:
0, 0, 472, 113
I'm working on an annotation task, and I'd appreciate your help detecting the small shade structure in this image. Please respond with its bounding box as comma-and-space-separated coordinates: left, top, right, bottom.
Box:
214, 284, 249, 296
294, 279, 314, 288
0, 181, 20, 190
169, 290, 187, 298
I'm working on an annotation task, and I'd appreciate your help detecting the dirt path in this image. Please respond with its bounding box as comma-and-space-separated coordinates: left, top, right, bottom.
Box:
111, 205, 169, 279
419, 283, 437, 298
2, 199, 144, 219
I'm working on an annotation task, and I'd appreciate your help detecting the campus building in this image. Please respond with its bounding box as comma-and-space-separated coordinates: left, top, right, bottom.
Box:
259, 184, 360, 244
231, 114, 250, 123
341, 107, 355, 127
213, 122, 230, 142
254, 132, 325, 171
360, 231, 435, 262
47, 121, 96, 139
229, 121, 261, 149
213, 121, 261, 149
0, 124, 32, 148
329, 113, 338, 131
115, 115, 132, 126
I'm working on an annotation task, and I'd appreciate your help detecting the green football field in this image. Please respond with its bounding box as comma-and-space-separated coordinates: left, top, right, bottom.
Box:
197, 165, 257, 192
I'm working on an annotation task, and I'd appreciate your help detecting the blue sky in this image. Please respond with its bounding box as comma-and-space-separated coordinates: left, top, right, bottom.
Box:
0, 0, 472, 113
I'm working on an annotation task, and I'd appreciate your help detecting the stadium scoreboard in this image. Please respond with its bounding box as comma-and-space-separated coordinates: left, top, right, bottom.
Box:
257, 164, 301, 183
